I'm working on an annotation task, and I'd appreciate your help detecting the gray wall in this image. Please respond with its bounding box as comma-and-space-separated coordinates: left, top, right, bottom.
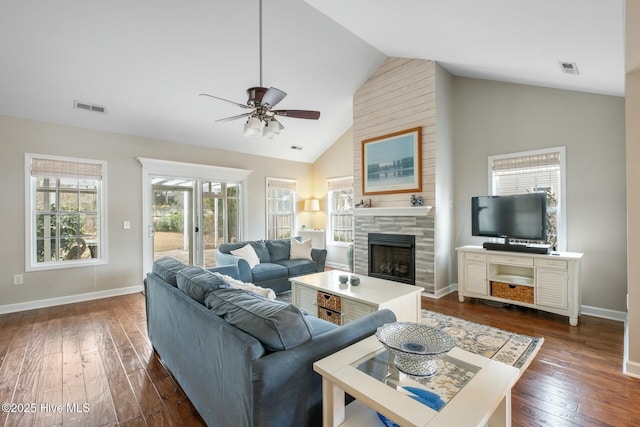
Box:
452, 77, 627, 312
435, 64, 455, 294
0, 116, 312, 308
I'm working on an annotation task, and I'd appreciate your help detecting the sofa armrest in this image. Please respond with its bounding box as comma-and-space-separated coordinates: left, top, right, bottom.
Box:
311, 248, 327, 272
214, 253, 253, 283
207, 258, 252, 283
250, 309, 396, 427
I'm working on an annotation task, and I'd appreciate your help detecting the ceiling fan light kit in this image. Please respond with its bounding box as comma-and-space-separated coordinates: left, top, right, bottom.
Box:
200, 0, 320, 138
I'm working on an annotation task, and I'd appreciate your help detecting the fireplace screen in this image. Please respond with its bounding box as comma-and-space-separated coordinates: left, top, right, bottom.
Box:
368, 233, 415, 285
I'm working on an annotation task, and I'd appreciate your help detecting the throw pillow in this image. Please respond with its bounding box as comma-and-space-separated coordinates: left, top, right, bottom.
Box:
290, 238, 313, 261
176, 266, 230, 304
230, 244, 260, 269
205, 288, 313, 351
220, 274, 276, 300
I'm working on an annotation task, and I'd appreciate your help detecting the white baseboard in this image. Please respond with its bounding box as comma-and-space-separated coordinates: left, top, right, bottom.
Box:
581, 305, 627, 322
326, 262, 350, 271
0, 285, 144, 314
624, 360, 640, 378
422, 283, 458, 299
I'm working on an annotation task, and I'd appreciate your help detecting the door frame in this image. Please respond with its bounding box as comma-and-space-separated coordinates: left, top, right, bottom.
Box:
138, 157, 251, 278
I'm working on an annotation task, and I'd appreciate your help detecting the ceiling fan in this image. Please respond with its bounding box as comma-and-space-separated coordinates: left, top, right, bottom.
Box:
200, 0, 320, 139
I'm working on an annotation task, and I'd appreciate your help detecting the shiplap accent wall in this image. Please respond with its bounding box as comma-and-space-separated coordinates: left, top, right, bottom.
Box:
353, 57, 436, 206
353, 57, 437, 293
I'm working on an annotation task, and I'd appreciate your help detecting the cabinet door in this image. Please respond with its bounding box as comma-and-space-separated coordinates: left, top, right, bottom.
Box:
464, 261, 488, 295
342, 299, 375, 325
536, 268, 568, 309
294, 284, 318, 316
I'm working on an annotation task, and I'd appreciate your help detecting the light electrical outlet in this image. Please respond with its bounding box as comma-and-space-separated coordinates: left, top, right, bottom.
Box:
13, 274, 23, 285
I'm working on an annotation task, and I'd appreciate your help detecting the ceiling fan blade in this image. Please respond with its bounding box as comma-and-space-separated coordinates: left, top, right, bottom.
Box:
261, 87, 287, 109
200, 93, 251, 109
272, 110, 321, 120
215, 112, 253, 122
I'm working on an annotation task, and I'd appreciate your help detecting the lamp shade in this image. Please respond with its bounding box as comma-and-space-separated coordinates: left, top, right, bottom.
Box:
304, 199, 320, 212
243, 116, 262, 137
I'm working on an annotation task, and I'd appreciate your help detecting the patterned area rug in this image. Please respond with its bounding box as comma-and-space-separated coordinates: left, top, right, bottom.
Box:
276, 292, 543, 372
420, 310, 543, 371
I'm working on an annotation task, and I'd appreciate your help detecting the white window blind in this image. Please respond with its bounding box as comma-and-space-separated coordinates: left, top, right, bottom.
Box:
489, 148, 565, 251
492, 152, 560, 196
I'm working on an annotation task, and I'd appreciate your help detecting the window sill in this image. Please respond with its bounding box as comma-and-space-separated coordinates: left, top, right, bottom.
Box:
26, 258, 107, 272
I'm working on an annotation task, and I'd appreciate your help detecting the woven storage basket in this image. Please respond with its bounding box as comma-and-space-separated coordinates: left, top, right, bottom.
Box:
491, 281, 534, 304
317, 291, 341, 311
318, 307, 342, 326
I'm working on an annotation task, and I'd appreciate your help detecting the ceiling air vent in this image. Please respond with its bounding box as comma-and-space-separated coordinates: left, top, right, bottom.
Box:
74, 101, 106, 113
559, 62, 579, 75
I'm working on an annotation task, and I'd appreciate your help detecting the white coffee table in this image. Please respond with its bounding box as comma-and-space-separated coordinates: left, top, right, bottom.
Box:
290, 270, 422, 324
313, 335, 519, 427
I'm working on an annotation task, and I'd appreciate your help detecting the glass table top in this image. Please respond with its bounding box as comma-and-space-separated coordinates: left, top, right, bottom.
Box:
353, 347, 479, 412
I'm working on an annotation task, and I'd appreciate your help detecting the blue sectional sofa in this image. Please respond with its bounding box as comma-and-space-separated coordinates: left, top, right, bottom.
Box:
145, 256, 396, 427
215, 238, 327, 293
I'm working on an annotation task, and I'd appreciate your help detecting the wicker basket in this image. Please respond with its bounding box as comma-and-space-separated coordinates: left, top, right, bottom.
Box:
317, 291, 342, 311
318, 307, 342, 326
491, 281, 534, 304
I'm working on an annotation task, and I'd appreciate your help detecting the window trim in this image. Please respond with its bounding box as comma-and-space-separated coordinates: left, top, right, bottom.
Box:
138, 157, 251, 277
327, 176, 354, 246
487, 146, 566, 251
25, 153, 108, 271
265, 177, 297, 240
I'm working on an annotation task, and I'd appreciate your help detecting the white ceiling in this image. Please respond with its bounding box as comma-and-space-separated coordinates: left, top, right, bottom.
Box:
0, 0, 625, 163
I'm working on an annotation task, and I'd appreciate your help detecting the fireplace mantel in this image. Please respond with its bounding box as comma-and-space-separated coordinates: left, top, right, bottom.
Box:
353, 206, 432, 217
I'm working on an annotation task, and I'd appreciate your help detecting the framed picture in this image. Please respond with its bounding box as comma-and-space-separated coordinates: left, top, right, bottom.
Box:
361, 127, 422, 195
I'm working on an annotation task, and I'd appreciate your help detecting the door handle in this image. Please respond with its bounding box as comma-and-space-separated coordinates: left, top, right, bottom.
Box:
195, 226, 199, 233
148, 225, 155, 237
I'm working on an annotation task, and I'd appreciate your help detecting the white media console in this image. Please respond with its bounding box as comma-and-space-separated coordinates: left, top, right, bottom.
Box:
456, 245, 584, 326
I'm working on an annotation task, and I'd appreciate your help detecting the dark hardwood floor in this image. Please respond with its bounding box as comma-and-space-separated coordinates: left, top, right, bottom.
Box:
0, 291, 638, 426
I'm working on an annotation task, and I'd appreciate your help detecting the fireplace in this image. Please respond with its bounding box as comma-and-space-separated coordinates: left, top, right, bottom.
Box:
368, 233, 415, 285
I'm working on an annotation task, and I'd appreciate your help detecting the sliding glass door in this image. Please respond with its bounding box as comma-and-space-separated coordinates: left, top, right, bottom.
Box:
152, 180, 194, 265
150, 178, 241, 269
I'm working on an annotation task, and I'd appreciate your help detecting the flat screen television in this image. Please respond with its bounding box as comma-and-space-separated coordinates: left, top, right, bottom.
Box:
471, 193, 547, 242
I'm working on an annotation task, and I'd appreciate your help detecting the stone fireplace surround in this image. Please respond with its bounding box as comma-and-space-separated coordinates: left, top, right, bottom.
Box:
353, 206, 434, 294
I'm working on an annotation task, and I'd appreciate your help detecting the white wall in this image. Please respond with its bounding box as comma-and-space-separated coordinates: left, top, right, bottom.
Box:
452, 77, 627, 312
311, 128, 354, 268
625, 0, 640, 376
0, 115, 312, 308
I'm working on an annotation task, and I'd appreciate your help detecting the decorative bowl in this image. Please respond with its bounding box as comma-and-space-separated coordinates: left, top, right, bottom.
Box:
338, 274, 349, 284
375, 322, 455, 377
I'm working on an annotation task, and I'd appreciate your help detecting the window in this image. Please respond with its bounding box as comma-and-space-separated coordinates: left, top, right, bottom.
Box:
26, 153, 107, 270
489, 147, 565, 251
328, 177, 354, 244
266, 178, 296, 239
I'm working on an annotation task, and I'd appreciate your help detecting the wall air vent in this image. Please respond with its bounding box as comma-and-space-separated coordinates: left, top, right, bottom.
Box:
559, 62, 579, 75
74, 101, 106, 113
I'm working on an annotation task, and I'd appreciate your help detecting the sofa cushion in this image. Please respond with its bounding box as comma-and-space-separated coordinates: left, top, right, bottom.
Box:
273, 259, 319, 277
231, 244, 261, 269
266, 239, 291, 262
290, 238, 313, 261
205, 289, 313, 351
177, 266, 230, 304
221, 241, 271, 263
251, 263, 288, 283
152, 256, 187, 286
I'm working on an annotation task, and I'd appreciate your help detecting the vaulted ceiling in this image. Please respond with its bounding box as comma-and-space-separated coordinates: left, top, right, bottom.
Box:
0, 0, 624, 163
